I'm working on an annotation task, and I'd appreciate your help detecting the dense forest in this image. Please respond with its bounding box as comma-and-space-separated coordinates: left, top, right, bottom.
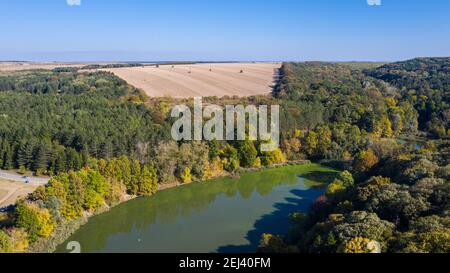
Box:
259, 58, 449, 253
275, 61, 420, 162
0, 72, 176, 174
0, 70, 171, 175
365, 57, 449, 137
0, 69, 287, 252
0, 58, 449, 253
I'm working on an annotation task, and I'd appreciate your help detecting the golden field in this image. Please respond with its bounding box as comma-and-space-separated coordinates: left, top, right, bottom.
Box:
104, 62, 281, 98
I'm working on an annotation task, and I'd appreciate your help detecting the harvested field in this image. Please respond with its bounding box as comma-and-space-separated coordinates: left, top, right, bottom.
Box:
0, 62, 85, 71
104, 62, 281, 98
0, 62, 121, 71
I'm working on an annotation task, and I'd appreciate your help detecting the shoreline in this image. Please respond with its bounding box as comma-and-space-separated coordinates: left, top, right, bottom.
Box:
30, 160, 312, 253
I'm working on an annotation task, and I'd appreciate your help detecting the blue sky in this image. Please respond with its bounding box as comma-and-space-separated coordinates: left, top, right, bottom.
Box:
0, 0, 449, 62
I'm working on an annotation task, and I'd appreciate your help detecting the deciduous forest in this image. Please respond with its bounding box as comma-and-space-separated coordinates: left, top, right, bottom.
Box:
0, 58, 449, 253
259, 58, 449, 253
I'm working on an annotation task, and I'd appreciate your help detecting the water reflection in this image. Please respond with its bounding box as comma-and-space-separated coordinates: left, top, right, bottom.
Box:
56, 164, 337, 253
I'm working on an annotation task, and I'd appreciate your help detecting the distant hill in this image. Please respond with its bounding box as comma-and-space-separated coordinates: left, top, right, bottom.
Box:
365, 57, 449, 90
365, 57, 449, 136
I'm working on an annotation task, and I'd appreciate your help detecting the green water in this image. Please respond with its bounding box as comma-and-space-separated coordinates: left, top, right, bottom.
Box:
56, 164, 337, 253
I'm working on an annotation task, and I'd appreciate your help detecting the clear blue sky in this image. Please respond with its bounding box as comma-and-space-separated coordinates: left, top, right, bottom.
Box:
0, 0, 449, 62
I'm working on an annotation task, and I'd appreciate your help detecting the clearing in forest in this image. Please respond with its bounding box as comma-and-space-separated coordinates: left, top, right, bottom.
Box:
103, 62, 281, 98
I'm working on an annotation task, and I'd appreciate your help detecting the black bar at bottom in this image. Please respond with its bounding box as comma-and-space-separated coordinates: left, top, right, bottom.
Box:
0, 253, 445, 272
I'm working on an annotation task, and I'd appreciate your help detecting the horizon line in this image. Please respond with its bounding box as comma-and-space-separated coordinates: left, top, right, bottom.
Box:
3, 57, 448, 64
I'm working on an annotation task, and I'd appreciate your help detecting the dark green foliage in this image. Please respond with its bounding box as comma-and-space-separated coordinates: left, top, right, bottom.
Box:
80, 63, 145, 70
0, 70, 171, 174
236, 140, 257, 167
287, 154, 449, 253
365, 57, 449, 136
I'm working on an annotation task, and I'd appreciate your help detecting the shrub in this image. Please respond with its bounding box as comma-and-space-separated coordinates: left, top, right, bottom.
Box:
15, 202, 55, 242
261, 148, 286, 166
338, 237, 381, 253
325, 170, 354, 197
237, 140, 258, 167
332, 211, 395, 249
0, 230, 12, 253
396, 229, 450, 253
257, 233, 298, 253
353, 149, 379, 172
9, 228, 29, 252
179, 167, 192, 184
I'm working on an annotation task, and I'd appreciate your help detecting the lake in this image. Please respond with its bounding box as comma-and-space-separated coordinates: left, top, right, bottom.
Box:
56, 164, 337, 253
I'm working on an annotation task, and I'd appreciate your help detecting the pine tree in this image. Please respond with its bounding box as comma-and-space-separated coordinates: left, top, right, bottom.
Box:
52, 148, 67, 174
17, 140, 35, 169
99, 141, 113, 159
0, 139, 4, 167
1, 140, 13, 170
66, 148, 82, 171
32, 141, 51, 171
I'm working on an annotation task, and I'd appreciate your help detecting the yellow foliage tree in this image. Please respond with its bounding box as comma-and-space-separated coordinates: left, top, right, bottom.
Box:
385, 97, 397, 107
283, 138, 302, 160
304, 131, 318, 156
253, 157, 262, 168
380, 115, 393, 137
9, 228, 29, 252
15, 202, 55, 242
258, 233, 298, 253
342, 150, 352, 161
339, 237, 381, 253
180, 167, 192, 183
202, 157, 224, 181
354, 149, 379, 172
261, 148, 286, 166
325, 181, 346, 196
368, 176, 391, 186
